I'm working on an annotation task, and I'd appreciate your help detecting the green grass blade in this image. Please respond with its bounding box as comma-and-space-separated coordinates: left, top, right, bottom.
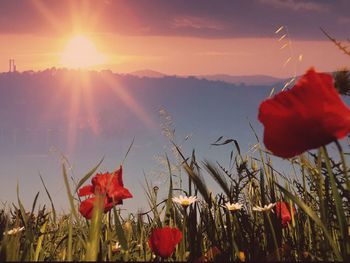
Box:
163, 153, 173, 226
121, 137, 135, 166
30, 191, 40, 216
183, 164, 211, 205
203, 161, 230, 199
172, 141, 212, 205
34, 214, 49, 261
335, 140, 350, 193
85, 196, 104, 261
276, 182, 342, 260
75, 157, 104, 193
67, 215, 73, 261
39, 174, 57, 223
113, 207, 128, 251
321, 147, 349, 257
62, 163, 79, 221
16, 182, 28, 229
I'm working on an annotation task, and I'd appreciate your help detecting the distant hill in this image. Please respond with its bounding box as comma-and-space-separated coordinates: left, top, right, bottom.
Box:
200, 74, 283, 86
127, 69, 283, 86
128, 69, 166, 78
0, 68, 272, 154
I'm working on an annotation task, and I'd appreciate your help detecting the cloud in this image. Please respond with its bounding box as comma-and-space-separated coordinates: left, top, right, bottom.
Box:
195, 51, 253, 57
172, 16, 224, 30
0, 0, 348, 40
258, 0, 328, 12
337, 16, 350, 25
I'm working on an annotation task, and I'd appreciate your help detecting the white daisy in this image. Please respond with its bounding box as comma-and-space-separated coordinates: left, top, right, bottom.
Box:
252, 203, 276, 212
224, 202, 243, 211
172, 195, 198, 207
4, 226, 25, 236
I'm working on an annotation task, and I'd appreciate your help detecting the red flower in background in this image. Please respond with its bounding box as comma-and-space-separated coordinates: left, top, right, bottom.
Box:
78, 166, 133, 219
194, 246, 222, 262
148, 226, 182, 258
276, 201, 296, 227
258, 68, 350, 158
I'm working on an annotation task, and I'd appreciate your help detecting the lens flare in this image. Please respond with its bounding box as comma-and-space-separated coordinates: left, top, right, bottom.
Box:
60, 35, 106, 69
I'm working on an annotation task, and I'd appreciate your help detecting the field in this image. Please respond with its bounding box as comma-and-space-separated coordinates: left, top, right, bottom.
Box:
1, 69, 350, 262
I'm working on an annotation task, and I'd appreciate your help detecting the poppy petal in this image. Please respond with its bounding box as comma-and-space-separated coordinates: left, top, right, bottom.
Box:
79, 197, 95, 219
259, 68, 350, 158
92, 172, 113, 194
78, 185, 94, 197
108, 186, 133, 201
148, 227, 182, 258
113, 165, 124, 186
275, 201, 295, 227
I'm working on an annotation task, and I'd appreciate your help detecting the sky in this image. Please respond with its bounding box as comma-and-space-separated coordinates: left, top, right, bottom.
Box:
0, 0, 349, 77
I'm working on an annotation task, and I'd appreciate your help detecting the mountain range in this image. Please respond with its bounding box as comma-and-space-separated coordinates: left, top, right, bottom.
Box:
128, 69, 283, 86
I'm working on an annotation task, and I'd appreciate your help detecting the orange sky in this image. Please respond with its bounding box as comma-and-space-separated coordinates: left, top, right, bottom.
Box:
0, 33, 348, 78
0, 0, 349, 77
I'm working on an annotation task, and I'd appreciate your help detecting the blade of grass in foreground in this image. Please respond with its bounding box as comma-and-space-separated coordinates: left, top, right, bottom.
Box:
276, 182, 342, 261
121, 137, 135, 166
39, 174, 57, 223
203, 161, 230, 199
85, 195, 104, 261
30, 191, 40, 216
67, 214, 73, 261
113, 207, 128, 251
163, 154, 173, 226
16, 182, 28, 229
172, 141, 212, 205
34, 214, 49, 261
75, 157, 104, 193
62, 163, 79, 221
321, 147, 350, 258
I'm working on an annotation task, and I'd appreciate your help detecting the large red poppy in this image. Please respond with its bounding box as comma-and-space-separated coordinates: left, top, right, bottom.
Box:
275, 201, 296, 227
148, 226, 182, 258
78, 166, 132, 219
258, 68, 350, 158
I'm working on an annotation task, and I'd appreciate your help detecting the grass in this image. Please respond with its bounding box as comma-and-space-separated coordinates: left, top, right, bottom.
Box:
0, 136, 350, 261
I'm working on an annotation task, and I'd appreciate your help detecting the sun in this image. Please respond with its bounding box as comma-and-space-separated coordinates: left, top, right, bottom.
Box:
60, 35, 106, 69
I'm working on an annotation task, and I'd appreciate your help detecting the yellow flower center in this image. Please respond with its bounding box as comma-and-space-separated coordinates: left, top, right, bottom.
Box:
181, 200, 190, 206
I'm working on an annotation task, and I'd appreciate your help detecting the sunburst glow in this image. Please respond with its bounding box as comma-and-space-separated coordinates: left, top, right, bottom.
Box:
60, 35, 106, 69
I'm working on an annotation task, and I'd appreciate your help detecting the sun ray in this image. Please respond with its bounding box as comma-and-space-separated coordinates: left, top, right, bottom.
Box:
80, 74, 101, 136
101, 74, 157, 131
66, 74, 83, 154
30, 0, 64, 34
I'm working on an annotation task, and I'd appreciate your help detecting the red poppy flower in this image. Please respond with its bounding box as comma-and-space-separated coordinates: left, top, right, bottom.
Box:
275, 201, 296, 227
78, 166, 133, 219
258, 68, 350, 158
148, 226, 182, 258
194, 246, 221, 262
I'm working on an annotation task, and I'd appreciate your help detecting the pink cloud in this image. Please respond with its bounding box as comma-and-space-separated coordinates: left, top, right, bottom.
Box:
259, 0, 328, 12
172, 16, 224, 30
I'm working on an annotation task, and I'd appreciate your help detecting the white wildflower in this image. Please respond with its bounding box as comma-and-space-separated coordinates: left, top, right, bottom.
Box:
172, 195, 198, 207
224, 202, 243, 211
252, 203, 276, 212
4, 226, 25, 236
